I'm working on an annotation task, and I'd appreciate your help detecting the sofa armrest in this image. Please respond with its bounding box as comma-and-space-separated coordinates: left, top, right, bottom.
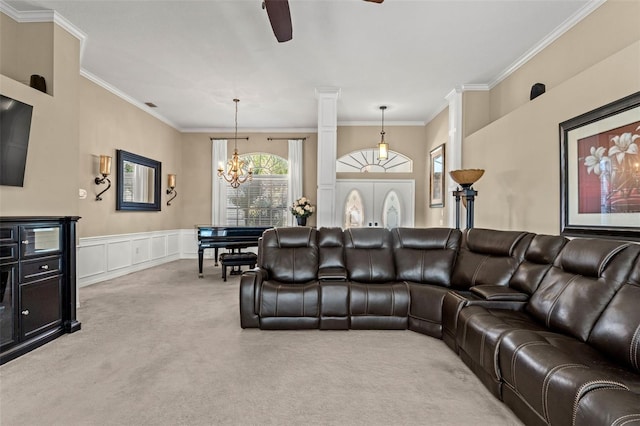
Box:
470, 284, 529, 302
239, 267, 268, 328
575, 388, 640, 426
318, 267, 347, 281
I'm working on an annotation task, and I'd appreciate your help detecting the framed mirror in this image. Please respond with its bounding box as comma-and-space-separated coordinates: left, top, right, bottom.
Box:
116, 149, 162, 211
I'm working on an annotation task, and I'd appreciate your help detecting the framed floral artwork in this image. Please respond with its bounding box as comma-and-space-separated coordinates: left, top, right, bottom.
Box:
560, 91, 640, 240
429, 144, 445, 208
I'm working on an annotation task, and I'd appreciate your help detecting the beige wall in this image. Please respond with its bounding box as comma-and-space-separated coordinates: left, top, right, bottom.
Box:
464, 40, 640, 234
179, 132, 318, 228
0, 20, 79, 218
489, 0, 640, 122
423, 108, 449, 227
0, 15, 54, 95
77, 77, 183, 238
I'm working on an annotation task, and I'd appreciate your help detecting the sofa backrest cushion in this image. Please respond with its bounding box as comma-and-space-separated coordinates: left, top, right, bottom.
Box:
588, 247, 640, 373
344, 228, 395, 283
392, 227, 461, 286
318, 227, 345, 270
509, 234, 568, 294
259, 227, 318, 283
450, 229, 533, 290
526, 239, 636, 342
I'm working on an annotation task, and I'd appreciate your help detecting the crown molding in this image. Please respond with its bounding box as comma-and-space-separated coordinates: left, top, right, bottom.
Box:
337, 120, 425, 127
488, 0, 606, 88
184, 127, 318, 134
80, 68, 180, 130
0, 2, 87, 59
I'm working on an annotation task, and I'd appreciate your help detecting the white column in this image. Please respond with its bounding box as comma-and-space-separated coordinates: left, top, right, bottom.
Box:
445, 88, 463, 228
315, 87, 340, 227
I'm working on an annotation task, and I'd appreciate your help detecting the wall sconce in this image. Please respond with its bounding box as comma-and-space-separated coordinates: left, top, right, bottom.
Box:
94, 155, 112, 201
166, 174, 177, 206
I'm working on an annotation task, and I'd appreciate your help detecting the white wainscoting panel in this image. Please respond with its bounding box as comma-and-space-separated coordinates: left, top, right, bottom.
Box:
108, 240, 133, 271
132, 238, 150, 265
151, 235, 166, 260
77, 242, 106, 279
78, 229, 183, 287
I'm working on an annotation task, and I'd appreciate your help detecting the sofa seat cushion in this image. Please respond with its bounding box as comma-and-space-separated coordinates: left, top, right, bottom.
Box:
259, 281, 319, 318
349, 282, 409, 329
456, 307, 547, 394
498, 329, 640, 426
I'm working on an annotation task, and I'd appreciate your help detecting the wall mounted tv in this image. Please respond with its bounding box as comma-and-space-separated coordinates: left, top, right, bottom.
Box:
0, 94, 33, 187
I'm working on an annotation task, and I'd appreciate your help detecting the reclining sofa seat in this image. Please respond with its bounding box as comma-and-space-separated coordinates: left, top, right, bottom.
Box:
344, 227, 409, 329
497, 239, 640, 426
239, 227, 319, 329
454, 238, 640, 426
392, 227, 462, 337
575, 260, 640, 426
451, 234, 568, 397
440, 228, 535, 350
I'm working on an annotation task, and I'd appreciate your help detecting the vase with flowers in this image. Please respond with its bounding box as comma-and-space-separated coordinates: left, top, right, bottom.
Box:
291, 196, 314, 226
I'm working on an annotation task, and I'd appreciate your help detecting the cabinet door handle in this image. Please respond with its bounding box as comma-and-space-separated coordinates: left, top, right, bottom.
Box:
22, 240, 30, 245
21, 310, 29, 316
40, 264, 49, 270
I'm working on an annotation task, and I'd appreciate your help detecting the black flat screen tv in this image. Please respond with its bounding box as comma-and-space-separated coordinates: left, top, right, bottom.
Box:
0, 94, 33, 187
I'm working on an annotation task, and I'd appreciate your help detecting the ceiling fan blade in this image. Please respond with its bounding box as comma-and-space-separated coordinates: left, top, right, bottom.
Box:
364, 0, 384, 3
263, 0, 292, 43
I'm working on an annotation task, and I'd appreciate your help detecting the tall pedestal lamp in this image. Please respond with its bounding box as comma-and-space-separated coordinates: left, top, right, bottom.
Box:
450, 169, 485, 229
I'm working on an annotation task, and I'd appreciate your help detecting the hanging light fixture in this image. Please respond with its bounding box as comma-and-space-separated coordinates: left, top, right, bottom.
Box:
377, 105, 389, 160
217, 98, 252, 188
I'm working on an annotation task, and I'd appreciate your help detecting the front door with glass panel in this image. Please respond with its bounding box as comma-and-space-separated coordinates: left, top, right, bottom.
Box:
335, 179, 414, 228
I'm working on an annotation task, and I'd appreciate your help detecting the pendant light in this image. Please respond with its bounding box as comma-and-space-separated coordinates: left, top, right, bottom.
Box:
217, 99, 252, 188
377, 105, 389, 160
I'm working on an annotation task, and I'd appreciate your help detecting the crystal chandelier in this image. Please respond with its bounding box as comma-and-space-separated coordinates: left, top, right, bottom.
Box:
217, 98, 252, 188
377, 105, 389, 160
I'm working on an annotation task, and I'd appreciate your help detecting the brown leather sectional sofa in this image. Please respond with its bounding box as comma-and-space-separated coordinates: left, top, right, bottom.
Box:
239, 226, 640, 426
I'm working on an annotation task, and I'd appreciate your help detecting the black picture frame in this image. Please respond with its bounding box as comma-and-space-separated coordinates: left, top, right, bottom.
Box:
116, 149, 162, 211
560, 91, 640, 240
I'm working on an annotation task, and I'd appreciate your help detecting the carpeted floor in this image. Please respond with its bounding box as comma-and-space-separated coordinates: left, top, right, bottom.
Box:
0, 260, 522, 426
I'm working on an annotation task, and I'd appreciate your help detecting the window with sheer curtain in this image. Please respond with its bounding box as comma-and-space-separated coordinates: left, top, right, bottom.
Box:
225, 153, 288, 226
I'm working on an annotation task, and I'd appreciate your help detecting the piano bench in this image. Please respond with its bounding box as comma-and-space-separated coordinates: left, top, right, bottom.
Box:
219, 252, 258, 282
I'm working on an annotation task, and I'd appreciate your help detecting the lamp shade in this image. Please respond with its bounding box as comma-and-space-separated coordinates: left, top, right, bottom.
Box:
449, 169, 485, 186
99, 155, 112, 176
378, 142, 388, 160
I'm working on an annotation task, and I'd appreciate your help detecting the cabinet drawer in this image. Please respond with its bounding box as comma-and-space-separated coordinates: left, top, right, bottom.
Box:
0, 244, 18, 263
19, 224, 62, 258
20, 256, 62, 283
0, 226, 17, 244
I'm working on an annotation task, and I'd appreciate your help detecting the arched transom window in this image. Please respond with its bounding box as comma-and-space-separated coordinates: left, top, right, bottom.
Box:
336, 149, 413, 173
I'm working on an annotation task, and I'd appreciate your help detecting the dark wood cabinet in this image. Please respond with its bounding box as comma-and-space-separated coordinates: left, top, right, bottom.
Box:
0, 217, 81, 365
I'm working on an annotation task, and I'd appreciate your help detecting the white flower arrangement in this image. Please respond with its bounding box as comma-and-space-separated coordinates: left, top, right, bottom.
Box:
290, 196, 315, 218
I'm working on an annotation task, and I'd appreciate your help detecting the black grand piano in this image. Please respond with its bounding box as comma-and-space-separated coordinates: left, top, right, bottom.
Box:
196, 226, 270, 277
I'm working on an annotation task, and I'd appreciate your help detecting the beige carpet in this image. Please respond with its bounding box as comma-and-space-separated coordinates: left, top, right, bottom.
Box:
0, 260, 522, 426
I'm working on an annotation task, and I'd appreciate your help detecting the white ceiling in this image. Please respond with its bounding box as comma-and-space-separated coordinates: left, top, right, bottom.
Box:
6, 0, 599, 131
